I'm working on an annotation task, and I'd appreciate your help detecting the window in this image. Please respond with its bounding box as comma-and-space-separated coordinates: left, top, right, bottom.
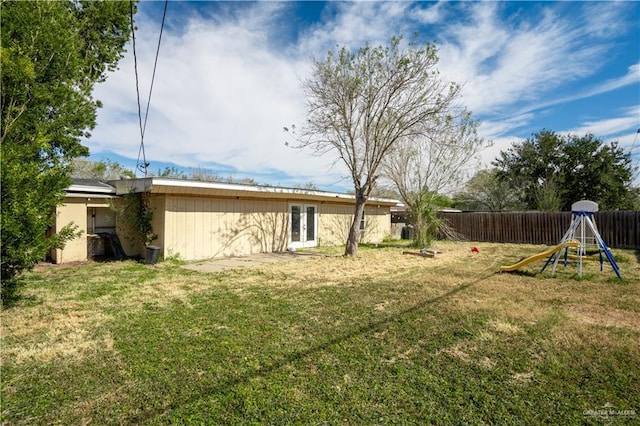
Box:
359, 210, 366, 230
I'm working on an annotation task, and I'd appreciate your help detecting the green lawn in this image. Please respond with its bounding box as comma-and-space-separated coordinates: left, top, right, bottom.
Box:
2, 242, 639, 424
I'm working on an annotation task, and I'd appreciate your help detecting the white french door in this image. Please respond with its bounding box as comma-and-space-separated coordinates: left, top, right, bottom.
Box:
289, 204, 318, 249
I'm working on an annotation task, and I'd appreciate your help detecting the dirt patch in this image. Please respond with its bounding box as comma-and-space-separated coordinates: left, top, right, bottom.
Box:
1, 308, 114, 365
488, 318, 524, 335
183, 252, 321, 273
567, 304, 640, 332
510, 371, 535, 384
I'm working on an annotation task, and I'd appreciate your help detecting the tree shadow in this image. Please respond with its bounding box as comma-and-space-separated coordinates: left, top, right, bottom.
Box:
130, 271, 497, 423
359, 240, 412, 249
501, 269, 538, 278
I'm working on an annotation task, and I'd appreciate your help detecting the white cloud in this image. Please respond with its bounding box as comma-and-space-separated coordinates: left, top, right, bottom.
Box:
509, 62, 640, 116
296, 2, 410, 55
88, 3, 344, 187
479, 113, 534, 140
412, 1, 446, 25
435, 2, 612, 116
564, 106, 639, 138
476, 106, 640, 172
580, 0, 635, 39
84, 1, 638, 191
560, 105, 640, 163
476, 135, 516, 168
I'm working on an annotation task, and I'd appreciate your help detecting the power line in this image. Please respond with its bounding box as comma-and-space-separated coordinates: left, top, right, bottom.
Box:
130, 2, 145, 176
130, 0, 169, 177
142, 0, 169, 140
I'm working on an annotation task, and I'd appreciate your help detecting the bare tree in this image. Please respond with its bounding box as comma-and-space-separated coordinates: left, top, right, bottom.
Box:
384, 111, 486, 246
71, 158, 136, 180
453, 169, 523, 212
288, 36, 460, 256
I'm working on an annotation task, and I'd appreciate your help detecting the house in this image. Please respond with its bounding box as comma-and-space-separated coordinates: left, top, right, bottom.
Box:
50, 178, 398, 263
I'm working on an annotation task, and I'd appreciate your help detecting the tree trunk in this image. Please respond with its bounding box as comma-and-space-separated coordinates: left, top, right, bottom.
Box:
344, 193, 366, 257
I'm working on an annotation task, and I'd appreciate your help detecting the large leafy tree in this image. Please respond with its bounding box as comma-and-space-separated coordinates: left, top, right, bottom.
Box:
1, 1, 134, 299
493, 130, 638, 211
289, 36, 460, 256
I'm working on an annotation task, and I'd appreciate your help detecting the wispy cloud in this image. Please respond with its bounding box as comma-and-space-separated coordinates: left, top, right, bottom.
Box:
580, 0, 636, 39
84, 1, 638, 190
508, 63, 640, 117
435, 2, 619, 115
412, 1, 446, 25
563, 105, 640, 147
296, 1, 410, 55
89, 3, 339, 185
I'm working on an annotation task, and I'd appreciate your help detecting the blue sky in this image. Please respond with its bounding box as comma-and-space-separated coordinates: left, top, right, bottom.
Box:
84, 1, 640, 192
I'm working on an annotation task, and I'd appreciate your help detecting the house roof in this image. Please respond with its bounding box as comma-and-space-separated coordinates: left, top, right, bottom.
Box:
66, 178, 116, 198
67, 177, 399, 206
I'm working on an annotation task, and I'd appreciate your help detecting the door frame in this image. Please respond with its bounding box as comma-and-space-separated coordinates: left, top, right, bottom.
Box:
288, 203, 318, 249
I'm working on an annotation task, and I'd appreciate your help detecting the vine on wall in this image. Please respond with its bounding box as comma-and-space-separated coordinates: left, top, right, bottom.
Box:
112, 190, 157, 247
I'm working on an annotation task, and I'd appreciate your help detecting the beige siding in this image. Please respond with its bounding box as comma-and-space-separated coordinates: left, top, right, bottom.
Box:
318, 203, 353, 246
361, 204, 391, 243
150, 195, 165, 252
162, 196, 289, 260
109, 195, 166, 258
318, 203, 390, 246
55, 192, 392, 263
52, 198, 113, 263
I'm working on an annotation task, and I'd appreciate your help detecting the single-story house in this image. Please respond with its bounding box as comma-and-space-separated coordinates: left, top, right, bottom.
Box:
50, 178, 398, 264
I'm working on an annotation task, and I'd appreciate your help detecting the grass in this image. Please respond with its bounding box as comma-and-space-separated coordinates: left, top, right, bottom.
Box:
2, 241, 639, 424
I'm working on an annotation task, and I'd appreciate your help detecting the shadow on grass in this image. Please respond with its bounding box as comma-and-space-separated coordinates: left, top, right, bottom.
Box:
131, 270, 498, 423
501, 269, 538, 278
359, 240, 413, 249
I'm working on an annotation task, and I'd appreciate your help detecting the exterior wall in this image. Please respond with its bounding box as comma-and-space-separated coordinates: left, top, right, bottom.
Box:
362, 204, 391, 243
111, 194, 166, 258
318, 203, 391, 246
54, 192, 393, 263
150, 195, 165, 252
52, 197, 112, 263
159, 196, 391, 261
161, 195, 289, 260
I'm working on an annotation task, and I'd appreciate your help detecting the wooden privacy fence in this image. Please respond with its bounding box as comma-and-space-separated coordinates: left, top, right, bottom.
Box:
438, 211, 640, 249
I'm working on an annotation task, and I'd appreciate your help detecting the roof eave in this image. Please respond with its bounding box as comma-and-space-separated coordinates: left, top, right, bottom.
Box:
107, 178, 399, 206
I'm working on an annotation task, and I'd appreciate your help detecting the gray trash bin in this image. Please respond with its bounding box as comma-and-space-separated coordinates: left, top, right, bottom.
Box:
145, 246, 161, 264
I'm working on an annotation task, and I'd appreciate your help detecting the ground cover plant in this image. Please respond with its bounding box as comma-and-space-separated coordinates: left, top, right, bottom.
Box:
2, 241, 639, 424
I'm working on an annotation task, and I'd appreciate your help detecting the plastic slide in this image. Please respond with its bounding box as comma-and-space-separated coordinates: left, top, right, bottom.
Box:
501, 242, 579, 272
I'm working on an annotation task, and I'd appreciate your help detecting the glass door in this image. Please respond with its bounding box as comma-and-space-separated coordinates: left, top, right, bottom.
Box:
289, 204, 317, 249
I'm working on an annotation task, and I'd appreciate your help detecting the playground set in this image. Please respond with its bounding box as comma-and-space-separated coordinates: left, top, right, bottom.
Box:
500, 200, 622, 280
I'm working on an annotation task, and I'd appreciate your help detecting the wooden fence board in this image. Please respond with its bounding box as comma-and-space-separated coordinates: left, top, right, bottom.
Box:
439, 211, 639, 249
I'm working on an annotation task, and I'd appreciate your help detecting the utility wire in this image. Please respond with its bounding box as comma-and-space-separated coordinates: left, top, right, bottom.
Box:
130, 0, 169, 177
142, 0, 169, 139
130, 2, 146, 176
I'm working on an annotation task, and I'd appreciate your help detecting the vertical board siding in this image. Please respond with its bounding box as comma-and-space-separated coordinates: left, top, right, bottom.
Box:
318, 203, 354, 246
56, 195, 394, 263
53, 200, 90, 263
318, 204, 390, 246
440, 211, 639, 249
163, 196, 290, 260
